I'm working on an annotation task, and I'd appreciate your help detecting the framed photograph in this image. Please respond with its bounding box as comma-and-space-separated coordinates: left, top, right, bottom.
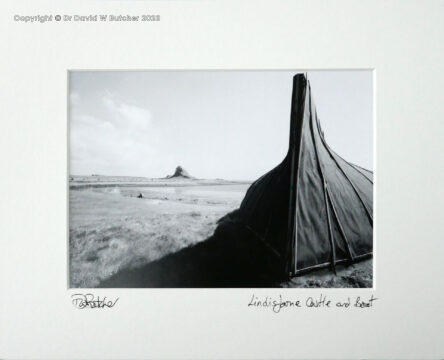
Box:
1, 1, 443, 359
68, 70, 374, 289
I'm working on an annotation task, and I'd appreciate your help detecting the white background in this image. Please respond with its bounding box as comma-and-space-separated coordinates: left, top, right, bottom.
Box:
0, 1, 443, 359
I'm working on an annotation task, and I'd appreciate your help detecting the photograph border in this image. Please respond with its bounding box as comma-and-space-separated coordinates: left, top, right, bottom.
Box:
66, 68, 376, 290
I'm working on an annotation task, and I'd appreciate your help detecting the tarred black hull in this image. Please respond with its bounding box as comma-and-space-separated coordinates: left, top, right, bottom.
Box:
233, 74, 373, 277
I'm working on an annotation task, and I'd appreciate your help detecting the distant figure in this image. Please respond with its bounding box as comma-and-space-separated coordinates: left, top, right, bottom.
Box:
137, 193, 143, 198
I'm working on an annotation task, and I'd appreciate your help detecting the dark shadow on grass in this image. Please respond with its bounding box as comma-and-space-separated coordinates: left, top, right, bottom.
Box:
98, 218, 282, 288
97, 214, 372, 288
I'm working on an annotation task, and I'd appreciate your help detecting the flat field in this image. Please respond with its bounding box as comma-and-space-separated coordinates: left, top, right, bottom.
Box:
69, 176, 249, 287
69, 176, 372, 288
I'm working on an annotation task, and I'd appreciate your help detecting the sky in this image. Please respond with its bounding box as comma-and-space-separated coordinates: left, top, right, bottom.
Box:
69, 70, 373, 180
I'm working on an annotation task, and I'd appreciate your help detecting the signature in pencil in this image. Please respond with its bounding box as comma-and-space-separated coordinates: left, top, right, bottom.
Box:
71, 293, 119, 309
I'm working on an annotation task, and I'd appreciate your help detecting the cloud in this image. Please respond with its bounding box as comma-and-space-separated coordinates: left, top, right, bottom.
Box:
70, 93, 164, 176
102, 94, 151, 129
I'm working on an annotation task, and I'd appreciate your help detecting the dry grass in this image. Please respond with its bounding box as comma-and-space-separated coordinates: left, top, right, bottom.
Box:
281, 259, 373, 288
69, 183, 248, 287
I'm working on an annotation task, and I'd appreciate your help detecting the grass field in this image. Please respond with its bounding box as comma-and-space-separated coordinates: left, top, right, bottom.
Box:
70, 176, 372, 288
69, 179, 249, 287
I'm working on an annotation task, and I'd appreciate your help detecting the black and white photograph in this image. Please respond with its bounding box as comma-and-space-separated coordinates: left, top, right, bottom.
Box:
2, 1, 444, 359
69, 70, 373, 288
